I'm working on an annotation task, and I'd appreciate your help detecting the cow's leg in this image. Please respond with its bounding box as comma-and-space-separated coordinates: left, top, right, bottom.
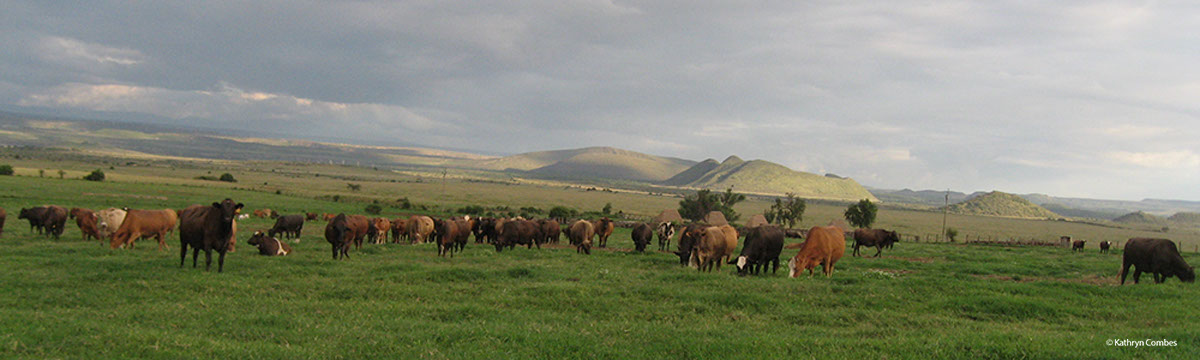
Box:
1119, 263, 1131, 285
874, 245, 882, 258
1133, 269, 1142, 284
157, 232, 167, 251
192, 248, 200, 267
331, 244, 338, 259
217, 250, 226, 272
203, 245, 213, 272
179, 241, 188, 268
1154, 272, 1164, 283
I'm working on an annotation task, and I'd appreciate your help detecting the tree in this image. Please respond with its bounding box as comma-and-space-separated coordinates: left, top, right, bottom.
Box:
219, 173, 237, 182
945, 227, 958, 242
57, 170, 66, 179
679, 187, 745, 222
765, 192, 806, 229
38, 169, 45, 177
844, 199, 878, 228
83, 169, 106, 182
0, 165, 12, 176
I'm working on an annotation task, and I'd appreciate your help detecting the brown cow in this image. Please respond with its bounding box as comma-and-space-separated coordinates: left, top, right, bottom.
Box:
496, 220, 540, 252
325, 214, 353, 260
368, 218, 391, 244
178, 199, 243, 271
788, 225, 846, 278
253, 209, 269, 218
436, 218, 462, 257
306, 212, 318, 221
569, 220, 594, 255
1072, 240, 1086, 252
111, 209, 178, 250
323, 213, 336, 221
693, 226, 731, 272
407, 216, 434, 244
248, 231, 292, 256
346, 215, 370, 249
852, 229, 900, 257
539, 219, 561, 245
718, 224, 738, 263
593, 217, 614, 248
391, 218, 409, 243
69, 207, 102, 242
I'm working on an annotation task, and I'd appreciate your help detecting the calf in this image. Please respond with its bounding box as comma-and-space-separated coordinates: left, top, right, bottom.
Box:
1072, 240, 1086, 252
1099, 241, 1111, 254
631, 223, 653, 252
248, 231, 292, 256
1120, 238, 1195, 284
852, 229, 899, 257
656, 222, 676, 252
368, 218, 391, 244
731, 225, 784, 276
268, 214, 305, 241
788, 226, 846, 278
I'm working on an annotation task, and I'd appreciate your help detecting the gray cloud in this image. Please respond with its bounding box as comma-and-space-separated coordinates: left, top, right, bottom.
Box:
2, 1, 1199, 200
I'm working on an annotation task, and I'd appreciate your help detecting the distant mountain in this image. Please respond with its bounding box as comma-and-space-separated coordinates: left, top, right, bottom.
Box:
467, 147, 696, 182
1113, 211, 1167, 225
663, 156, 876, 201
942, 191, 1060, 219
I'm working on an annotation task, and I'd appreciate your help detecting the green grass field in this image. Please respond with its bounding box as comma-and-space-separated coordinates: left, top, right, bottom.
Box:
0, 153, 1198, 358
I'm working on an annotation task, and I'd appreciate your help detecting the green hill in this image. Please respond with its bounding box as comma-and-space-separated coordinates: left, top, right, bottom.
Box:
662, 156, 876, 201
469, 147, 697, 182
1114, 211, 1168, 225
943, 191, 1060, 219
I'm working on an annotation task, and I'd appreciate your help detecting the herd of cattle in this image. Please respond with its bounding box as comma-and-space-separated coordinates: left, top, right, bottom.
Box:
0, 202, 1194, 283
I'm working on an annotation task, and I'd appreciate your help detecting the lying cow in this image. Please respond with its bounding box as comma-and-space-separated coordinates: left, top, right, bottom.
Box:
788, 225, 846, 278
852, 229, 899, 257
248, 231, 292, 256
1120, 238, 1195, 285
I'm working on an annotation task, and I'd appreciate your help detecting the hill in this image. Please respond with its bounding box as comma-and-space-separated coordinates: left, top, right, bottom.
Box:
663, 156, 876, 201
467, 147, 696, 182
869, 188, 975, 206
942, 191, 1060, 219
1168, 212, 1200, 225
1114, 211, 1168, 225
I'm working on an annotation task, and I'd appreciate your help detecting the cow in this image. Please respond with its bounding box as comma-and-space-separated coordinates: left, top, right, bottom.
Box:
656, 222, 676, 252
248, 231, 292, 256
436, 218, 463, 257
693, 226, 731, 272
631, 223, 653, 252
496, 220, 540, 252
539, 219, 561, 245
69, 207, 102, 242
730, 225, 785, 276
593, 217, 614, 248
325, 214, 353, 260
453, 218, 472, 252
407, 216, 435, 244
1072, 240, 1086, 252
268, 214, 305, 241
568, 220, 594, 255
675, 223, 709, 266
787, 225, 846, 278
852, 229, 900, 257
178, 199, 243, 272
18, 206, 49, 235
323, 213, 336, 221
368, 218, 391, 244
306, 212, 318, 221
96, 208, 127, 241
473, 217, 493, 243
717, 225, 738, 263
0, 207, 5, 237
1100, 241, 1111, 254
1119, 238, 1195, 285
391, 218, 409, 243
111, 209, 178, 250
42, 205, 68, 239
253, 209, 270, 218
346, 215, 370, 249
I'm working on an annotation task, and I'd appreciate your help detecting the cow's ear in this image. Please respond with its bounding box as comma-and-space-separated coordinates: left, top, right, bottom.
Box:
212, 202, 221, 208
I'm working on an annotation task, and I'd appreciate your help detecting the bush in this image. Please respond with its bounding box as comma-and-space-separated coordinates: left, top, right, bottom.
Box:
365, 204, 383, 215
397, 197, 413, 209
83, 169, 105, 182
219, 173, 237, 182
946, 227, 959, 242
195, 175, 219, 181
844, 199, 878, 228
0, 165, 13, 176
458, 205, 485, 215
548, 206, 578, 220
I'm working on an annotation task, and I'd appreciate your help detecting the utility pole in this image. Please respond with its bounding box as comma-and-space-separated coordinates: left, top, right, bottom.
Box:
942, 189, 949, 242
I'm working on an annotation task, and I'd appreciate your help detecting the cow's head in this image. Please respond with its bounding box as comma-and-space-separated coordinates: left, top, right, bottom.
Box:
248, 231, 267, 247
211, 199, 244, 224
888, 231, 900, 243
18, 208, 30, 219
731, 255, 750, 276
1180, 266, 1196, 283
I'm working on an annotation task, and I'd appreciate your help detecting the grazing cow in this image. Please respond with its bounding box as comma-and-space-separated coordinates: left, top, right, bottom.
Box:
1100, 241, 1111, 254
407, 216, 435, 244
368, 218, 391, 244
325, 214, 354, 260
346, 215, 370, 249
496, 220, 541, 252
731, 225, 785, 276
323, 213, 336, 221
631, 223, 653, 252
693, 226, 731, 272
306, 212, 318, 221
391, 218, 409, 243
788, 226, 846, 278
675, 223, 709, 266
1072, 240, 1086, 252
178, 199, 243, 272
248, 231, 292, 256
0, 207, 5, 237
852, 229, 900, 257
69, 207, 102, 242
268, 214, 305, 241
569, 220, 594, 255
436, 218, 463, 257
96, 208, 127, 241
593, 217, 614, 248
656, 222, 676, 252
539, 219, 561, 245
18, 206, 49, 235
111, 209, 178, 250
1120, 238, 1195, 285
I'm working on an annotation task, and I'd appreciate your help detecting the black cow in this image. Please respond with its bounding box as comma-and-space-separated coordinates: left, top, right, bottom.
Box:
1099, 241, 1111, 254
730, 225, 784, 276
852, 229, 899, 257
178, 199, 244, 272
268, 214, 305, 240
1120, 238, 1195, 285
631, 223, 653, 252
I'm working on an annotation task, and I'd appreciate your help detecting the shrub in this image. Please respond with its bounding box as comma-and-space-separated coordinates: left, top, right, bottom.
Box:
844, 199, 878, 228
83, 169, 105, 182
0, 165, 13, 176
365, 204, 383, 215
946, 227, 959, 242
548, 206, 578, 220
458, 205, 485, 215
219, 173, 237, 182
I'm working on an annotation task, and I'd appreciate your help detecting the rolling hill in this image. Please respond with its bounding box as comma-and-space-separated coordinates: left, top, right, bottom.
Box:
662, 156, 876, 201
468, 147, 697, 182
1113, 211, 1168, 225
942, 191, 1060, 219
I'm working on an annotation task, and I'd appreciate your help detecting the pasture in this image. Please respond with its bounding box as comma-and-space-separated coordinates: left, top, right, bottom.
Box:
0, 155, 1198, 358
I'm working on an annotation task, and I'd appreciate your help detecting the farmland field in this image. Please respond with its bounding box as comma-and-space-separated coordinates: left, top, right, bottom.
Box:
0, 151, 1198, 358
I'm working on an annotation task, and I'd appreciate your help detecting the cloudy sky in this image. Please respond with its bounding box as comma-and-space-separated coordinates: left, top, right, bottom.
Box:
2, 1, 1198, 200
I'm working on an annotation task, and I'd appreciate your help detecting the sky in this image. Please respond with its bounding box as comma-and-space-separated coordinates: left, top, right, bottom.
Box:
2, 1, 1199, 201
